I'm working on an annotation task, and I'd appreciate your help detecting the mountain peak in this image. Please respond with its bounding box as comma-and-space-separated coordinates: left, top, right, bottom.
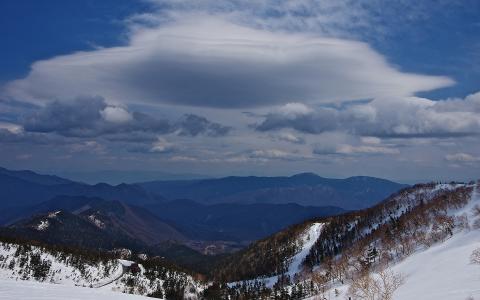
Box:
290, 172, 320, 178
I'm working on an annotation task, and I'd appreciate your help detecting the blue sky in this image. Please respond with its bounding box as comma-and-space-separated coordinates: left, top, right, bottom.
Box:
0, 0, 479, 183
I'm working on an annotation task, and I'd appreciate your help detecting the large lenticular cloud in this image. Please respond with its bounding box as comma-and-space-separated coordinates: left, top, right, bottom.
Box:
4, 15, 453, 108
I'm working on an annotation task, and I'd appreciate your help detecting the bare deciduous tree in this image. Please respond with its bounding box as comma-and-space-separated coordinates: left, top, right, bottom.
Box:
377, 269, 405, 300
348, 269, 404, 300
470, 248, 480, 265
311, 270, 328, 299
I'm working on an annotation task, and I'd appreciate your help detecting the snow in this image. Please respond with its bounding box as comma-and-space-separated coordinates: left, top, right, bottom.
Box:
91, 261, 125, 288
87, 214, 105, 229
0, 278, 152, 300
229, 222, 324, 288
287, 223, 323, 278
36, 220, 49, 231
0, 241, 203, 298
392, 186, 480, 300
118, 259, 134, 267
393, 229, 480, 300
47, 211, 61, 218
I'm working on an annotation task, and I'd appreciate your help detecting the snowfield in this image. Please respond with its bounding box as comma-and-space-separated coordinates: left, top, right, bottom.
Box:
393, 228, 480, 299
0, 278, 151, 300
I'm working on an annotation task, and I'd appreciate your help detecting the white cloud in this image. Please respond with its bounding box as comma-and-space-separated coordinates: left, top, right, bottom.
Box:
150, 137, 175, 153
250, 149, 292, 159
69, 141, 106, 155
276, 132, 305, 144
3, 15, 452, 108
336, 144, 399, 155
100, 106, 133, 123
257, 92, 480, 138
361, 136, 381, 145
278, 103, 313, 117
445, 153, 480, 163
0, 122, 23, 134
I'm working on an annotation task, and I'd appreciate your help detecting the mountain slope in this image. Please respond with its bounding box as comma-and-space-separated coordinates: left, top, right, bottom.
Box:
3, 210, 145, 251
308, 183, 480, 300
391, 226, 480, 299
2, 197, 186, 251
139, 173, 407, 209
146, 200, 344, 241
0, 166, 73, 185
0, 236, 205, 299
78, 199, 186, 245
0, 279, 150, 300
214, 182, 473, 285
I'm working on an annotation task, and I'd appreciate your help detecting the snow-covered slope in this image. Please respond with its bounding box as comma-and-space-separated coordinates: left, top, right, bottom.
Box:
307, 183, 480, 300
0, 240, 204, 299
0, 242, 121, 286
0, 278, 150, 300
392, 186, 480, 300
393, 227, 480, 299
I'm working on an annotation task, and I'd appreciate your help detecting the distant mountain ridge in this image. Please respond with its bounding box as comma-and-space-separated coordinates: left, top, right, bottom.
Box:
0, 166, 407, 259
0, 168, 164, 224
146, 199, 344, 241
139, 173, 408, 209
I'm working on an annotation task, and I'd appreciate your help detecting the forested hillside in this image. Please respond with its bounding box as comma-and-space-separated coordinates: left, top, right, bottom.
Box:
211, 182, 479, 299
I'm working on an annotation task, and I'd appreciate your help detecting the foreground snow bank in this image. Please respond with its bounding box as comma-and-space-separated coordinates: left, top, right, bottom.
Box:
0, 278, 151, 300
393, 229, 480, 300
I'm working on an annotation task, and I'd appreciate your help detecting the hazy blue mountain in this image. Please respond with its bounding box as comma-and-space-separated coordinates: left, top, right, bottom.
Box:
139, 173, 408, 209
0, 168, 164, 225
0, 167, 73, 185
146, 199, 344, 241
56, 169, 209, 185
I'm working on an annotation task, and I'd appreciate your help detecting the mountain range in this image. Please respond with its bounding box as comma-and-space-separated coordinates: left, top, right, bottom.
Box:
0, 166, 407, 259
139, 172, 407, 209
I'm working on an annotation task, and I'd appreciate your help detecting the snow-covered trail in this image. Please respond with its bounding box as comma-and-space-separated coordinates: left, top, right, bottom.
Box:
287, 222, 323, 278
91, 264, 126, 288
229, 222, 324, 288
0, 278, 150, 300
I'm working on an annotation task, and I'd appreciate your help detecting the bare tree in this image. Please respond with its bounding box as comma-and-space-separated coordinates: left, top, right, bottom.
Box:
470, 248, 480, 265
348, 268, 404, 300
348, 271, 378, 300
311, 271, 328, 299
377, 269, 405, 300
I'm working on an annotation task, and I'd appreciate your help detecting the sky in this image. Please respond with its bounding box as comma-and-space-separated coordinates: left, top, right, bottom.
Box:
0, 0, 479, 183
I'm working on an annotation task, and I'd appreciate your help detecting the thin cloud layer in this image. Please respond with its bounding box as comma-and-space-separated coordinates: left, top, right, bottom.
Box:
4, 16, 452, 108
